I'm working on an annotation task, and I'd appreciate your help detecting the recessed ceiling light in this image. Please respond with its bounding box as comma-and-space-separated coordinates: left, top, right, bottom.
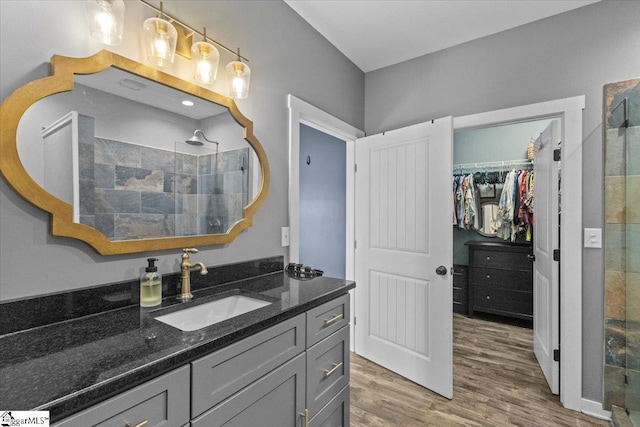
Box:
182, 100, 195, 106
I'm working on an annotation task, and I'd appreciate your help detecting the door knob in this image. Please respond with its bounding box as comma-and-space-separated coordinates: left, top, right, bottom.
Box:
435, 265, 448, 276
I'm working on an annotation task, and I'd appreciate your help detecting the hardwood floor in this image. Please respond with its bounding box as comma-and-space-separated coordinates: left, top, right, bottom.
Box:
350, 314, 610, 427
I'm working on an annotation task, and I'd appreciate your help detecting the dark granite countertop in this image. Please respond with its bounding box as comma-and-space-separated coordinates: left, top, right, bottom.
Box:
0, 268, 354, 422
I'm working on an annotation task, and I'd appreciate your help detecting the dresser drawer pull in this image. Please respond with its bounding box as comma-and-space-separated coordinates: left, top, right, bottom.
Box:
486, 296, 490, 300
323, 313, 343, 326
324, 362, 343, 377
486, 274, 491, 279
486, 256, 491, 260
125, 421, 148, 427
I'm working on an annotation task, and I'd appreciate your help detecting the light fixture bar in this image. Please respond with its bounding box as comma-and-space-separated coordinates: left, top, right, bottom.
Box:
138, 0, 249, 62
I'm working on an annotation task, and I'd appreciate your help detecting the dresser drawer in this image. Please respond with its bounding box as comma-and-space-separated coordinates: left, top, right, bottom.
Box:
472, 249, 532, 271
306, 293, 350, 347
191, 314, 305, 418
472, 267, 532, 291
54, 366, 190, 427
473, 285, 532, 318
306, 325, 350, 418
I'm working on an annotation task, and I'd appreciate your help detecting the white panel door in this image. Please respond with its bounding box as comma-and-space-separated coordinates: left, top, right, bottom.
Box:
354, 117, 453, 398
533, 120, 560, 394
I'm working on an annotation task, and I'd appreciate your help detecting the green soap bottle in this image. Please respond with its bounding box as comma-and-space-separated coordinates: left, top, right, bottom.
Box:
140, 258, 162, 307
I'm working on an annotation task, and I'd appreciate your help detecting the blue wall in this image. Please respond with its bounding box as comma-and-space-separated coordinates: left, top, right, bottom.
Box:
299, 124, 346, 278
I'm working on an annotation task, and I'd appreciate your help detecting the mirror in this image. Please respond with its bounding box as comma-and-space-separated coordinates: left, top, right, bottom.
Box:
476, 202, 499, 237
0, 50, 269, 255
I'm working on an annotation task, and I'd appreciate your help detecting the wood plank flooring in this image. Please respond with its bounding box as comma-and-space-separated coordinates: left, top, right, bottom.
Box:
350, 314, 610, 427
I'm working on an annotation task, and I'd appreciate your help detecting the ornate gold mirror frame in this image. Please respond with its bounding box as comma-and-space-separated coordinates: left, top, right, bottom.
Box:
0, 50, 269, 255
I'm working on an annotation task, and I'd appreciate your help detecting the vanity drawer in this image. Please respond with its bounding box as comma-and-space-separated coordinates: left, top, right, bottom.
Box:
306, 325, 350, 418
306, 293, 350, 347
473, 285, 533, 318
472, 267, 532, 291
54, 365, 190, 427
472, 249, 532, 271
191, 314, 305, 418
309, 385, 350, 427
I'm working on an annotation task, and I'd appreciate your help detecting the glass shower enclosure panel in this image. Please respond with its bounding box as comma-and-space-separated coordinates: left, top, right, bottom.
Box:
625, 91, 640, 424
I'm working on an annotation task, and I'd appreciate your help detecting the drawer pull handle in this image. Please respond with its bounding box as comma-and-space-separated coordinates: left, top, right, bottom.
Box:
486, 256, 491, 260
125, 421, 148, 427
486, 274, 491, 279
323, 313, 343, 326
486, 296, 490, 300
299, 409, 309, 427
324, 362, 343, 377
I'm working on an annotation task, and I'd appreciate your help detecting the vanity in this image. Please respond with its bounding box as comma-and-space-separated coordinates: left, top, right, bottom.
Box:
0, 257, 354, 426
0, 50, 353, 426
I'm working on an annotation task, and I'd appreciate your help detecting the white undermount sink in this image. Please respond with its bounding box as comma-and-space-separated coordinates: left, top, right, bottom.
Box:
155, 295, 272, 332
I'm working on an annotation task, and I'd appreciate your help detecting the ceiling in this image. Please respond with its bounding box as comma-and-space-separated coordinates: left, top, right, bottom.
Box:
284, 0, 600, 73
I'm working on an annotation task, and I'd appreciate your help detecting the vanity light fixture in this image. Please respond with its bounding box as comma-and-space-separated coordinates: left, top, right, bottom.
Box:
137, 0, 251, 97
192, 28, 220, 85
226, 48, 251, 100
84, 0, 125, 46
185, 130, 219, 151
142, 1, 177, 67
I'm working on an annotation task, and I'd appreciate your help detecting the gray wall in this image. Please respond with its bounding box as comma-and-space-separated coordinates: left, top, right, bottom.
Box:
0, 1, 364, 300
364, 0, 640, 404
299, 124, 346, 278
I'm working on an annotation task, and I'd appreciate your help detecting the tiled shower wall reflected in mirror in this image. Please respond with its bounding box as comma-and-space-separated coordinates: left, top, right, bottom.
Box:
78, 128, 249, 240
604, 77, 640, 425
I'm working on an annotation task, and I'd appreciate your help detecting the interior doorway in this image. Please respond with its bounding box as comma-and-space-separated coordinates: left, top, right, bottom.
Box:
452, 117, 561, 396
454, 95, 585, 411
299, 124, 347, 279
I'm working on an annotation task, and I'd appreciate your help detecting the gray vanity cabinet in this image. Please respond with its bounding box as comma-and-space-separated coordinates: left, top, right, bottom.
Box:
54, 293, 351, 427
53, 365, 190, 427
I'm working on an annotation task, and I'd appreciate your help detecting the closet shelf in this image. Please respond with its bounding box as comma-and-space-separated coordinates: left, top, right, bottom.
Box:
453, 159, 533, 174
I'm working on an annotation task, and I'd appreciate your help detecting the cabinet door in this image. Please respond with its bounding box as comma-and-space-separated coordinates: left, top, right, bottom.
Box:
191, 354, 306, 427
53, 366, 190, 427
191, 314, 305, 417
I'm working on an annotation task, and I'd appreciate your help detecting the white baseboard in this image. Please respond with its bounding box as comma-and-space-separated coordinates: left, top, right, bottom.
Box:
582, 398, 612, 420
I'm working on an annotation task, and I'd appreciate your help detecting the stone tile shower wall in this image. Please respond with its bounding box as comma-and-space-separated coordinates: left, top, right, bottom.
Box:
78, 134, 249, 240
604, 77, 640, 411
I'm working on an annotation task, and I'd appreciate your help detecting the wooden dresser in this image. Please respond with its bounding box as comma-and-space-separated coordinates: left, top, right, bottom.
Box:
465, 241, 533, 321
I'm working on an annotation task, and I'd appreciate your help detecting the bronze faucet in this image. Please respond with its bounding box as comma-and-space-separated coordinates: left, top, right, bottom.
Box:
178, 248, 208, 301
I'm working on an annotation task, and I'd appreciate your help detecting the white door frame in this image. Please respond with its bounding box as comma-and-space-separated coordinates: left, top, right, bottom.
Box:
287, 95, 364, 350
453, 95, 585, 411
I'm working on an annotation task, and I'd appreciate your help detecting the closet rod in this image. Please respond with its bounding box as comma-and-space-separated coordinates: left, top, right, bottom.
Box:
453, 159, 533, 172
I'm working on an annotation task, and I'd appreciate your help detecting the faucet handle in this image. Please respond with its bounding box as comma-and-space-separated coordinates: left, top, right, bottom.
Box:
183, 248, 198, 254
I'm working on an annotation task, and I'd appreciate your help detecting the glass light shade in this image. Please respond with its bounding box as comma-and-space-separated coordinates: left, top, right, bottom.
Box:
142, 17, 178, 67
226, 61, 251, 99
85, 0, 125, 46
191, 41, 220, 85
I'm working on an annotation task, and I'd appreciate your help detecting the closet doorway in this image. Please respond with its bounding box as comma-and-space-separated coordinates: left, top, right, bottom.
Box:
453, 118, 561, 396
453, 95, 585, 411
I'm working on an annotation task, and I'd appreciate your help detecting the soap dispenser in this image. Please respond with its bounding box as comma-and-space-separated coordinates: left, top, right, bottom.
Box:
140, 258, 162, 307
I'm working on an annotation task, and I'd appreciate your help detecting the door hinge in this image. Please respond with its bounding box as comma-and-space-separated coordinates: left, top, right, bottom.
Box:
355, 163, 358, 173
553, 149, 561, 161
553, 349, 560, 362
625, 374, 629, 384
553, 249, 560, 261
354, 316, 357, 325
354, 240, 357, 249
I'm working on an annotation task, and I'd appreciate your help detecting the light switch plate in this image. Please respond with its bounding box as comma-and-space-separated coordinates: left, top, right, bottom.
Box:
281, 227, 290, 247
584, 228, 602, 248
